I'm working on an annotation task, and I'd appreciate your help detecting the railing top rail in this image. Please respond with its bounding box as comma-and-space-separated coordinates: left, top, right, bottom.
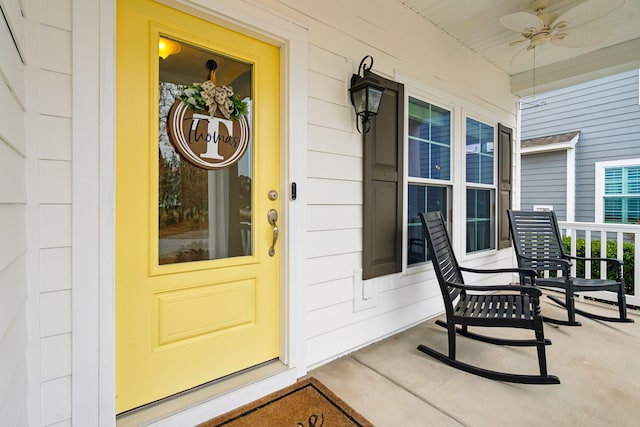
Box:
559, 221, 640, 234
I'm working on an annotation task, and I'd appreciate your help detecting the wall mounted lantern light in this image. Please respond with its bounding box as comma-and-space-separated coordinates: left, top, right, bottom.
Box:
349, 55, 385, 133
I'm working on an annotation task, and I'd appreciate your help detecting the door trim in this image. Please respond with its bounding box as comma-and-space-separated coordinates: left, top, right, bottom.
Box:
72, 0, 308, 424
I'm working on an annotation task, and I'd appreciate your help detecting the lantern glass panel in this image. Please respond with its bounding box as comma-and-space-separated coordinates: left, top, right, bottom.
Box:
367, 86, 383, 114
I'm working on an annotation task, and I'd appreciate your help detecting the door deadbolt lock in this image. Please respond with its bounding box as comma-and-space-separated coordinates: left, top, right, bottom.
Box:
268, 190, 278, 201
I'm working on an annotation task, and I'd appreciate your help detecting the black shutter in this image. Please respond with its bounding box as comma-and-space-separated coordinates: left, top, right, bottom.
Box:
497, 123, 513, 249
362, 72, 404, 279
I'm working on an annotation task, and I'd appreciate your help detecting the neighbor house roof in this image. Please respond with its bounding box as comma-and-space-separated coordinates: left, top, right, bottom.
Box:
521, 131, 580, 154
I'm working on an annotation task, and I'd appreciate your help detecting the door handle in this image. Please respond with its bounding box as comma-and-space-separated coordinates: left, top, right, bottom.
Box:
267, 209, 279, 256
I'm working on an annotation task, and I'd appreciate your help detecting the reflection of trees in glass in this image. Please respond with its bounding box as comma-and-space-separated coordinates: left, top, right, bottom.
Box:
238, 174, 251, 222
178, 159, 208, 228
159, 149, 179, 211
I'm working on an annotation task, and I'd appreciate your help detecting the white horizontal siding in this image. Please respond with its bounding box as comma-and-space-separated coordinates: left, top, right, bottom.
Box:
0, 76, 26, 154
0, 1, 25, 103
307, 205, 361, 231
307, 277, 354, 312
39, 0, 71, 31
37, 24, 71, 74
307, 151, 362, 181
0, 256, 27, 348
41, 376, 71, 425
39, 247, 71, 293
305, 252, 362, 285
246, 0, 517, 370
38, 160, 71, 204
306, 229, 362, 258
10, 0, 78, 424
38, 115, 71, 160
39, 204, 71, 248
307, 124, 362, 157
38, 70, 71, 118
40, 333, 71, 382
0, 0, 28, 424
0, 141, 26, 202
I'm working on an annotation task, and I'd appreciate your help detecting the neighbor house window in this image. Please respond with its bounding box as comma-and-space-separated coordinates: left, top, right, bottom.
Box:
603, 165, 640, 224
407, 97, 451, 265
466, 117, 495, 252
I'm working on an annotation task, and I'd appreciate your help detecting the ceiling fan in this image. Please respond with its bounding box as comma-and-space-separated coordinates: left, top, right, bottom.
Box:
499, 0, 625, 52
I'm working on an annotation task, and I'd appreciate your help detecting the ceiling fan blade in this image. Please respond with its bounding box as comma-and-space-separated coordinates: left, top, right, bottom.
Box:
553, 0, 624, 29
499, 12, 543, 33
509, 38, 528, 47
551, 25, 612, 48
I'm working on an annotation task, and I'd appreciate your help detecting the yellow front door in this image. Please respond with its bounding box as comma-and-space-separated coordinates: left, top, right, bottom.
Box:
116, 0, 280, 413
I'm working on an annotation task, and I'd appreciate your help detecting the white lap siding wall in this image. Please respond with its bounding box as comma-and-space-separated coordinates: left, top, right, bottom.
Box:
249, 0, 517, 367
1, 0, 73, 425
36, 0, 73, 424
1, 0, 29, 423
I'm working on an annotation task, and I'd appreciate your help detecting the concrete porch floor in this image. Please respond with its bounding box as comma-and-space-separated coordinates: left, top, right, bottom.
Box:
309, 293, 640, 426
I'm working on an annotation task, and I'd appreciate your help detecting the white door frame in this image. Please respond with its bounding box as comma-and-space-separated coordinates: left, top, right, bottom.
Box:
71, 0, 308, 424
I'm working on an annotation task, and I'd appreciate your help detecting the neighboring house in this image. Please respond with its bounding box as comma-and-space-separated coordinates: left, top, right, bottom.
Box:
520, 69, 640, 223
1, 1, 638, 426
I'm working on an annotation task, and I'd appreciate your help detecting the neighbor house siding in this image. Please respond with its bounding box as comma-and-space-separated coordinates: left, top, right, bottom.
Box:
521, 151, 567, 220
0, 0, 29, 425
521, 69, 640, 222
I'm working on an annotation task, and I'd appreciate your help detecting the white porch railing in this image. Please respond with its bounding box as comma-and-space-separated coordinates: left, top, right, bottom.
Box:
558, 221, 640, 308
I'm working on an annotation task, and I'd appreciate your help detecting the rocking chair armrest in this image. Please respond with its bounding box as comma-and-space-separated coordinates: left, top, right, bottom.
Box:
565, 254, 623, 267
459, 266, 537, 279
445, 281, 542, 297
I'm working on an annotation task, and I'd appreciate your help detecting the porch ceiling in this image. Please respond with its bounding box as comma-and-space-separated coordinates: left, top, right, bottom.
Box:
397, 0, 640, 96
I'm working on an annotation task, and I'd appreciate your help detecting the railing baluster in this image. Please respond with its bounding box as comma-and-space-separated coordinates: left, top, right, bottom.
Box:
585, 230, 591, 279
556, 220, 639, 306
601, 230, 607, 280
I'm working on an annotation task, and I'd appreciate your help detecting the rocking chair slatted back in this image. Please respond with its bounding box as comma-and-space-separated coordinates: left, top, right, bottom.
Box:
508, 209, 634, 325
420, 211, 463, 305
508, 211, 566, 271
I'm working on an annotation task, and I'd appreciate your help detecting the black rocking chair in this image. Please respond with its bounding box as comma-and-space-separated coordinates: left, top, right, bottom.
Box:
418, 211, 559, 384
508, 209, 634, 326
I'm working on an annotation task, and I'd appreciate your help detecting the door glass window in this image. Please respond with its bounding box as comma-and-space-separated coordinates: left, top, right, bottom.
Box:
158, 36, 253, 264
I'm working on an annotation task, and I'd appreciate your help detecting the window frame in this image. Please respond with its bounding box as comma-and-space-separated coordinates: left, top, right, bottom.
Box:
400, 80, 511, 274
403, 93, 455, 271
595, 158, 640, 223
464, 114, 498, 254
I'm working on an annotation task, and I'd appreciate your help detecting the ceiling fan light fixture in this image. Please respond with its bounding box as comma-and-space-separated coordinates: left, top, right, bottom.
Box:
501, 0, 624, 72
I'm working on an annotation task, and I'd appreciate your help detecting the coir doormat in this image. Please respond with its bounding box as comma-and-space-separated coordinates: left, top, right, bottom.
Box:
198, 377, 373, 426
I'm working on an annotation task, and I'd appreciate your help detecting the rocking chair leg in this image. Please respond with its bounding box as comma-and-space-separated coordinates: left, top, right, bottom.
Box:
565, 289, 577, 324
534, 320, 548, 377
546, 295, 582, 326
617, 284, 633, 322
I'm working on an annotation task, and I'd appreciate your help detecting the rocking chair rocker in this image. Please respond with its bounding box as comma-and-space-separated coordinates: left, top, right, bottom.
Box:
508, 209, 634, 326
418, 211, 559, 384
